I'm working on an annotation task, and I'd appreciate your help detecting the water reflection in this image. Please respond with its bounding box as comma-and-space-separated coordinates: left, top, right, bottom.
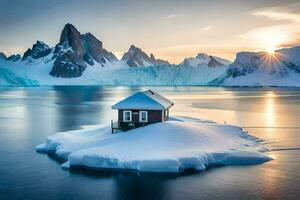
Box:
264, 91, 277, 134
1, 86, 300, 200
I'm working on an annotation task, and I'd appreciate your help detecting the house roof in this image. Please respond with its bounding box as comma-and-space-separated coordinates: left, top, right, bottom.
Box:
111, 90, 174, 110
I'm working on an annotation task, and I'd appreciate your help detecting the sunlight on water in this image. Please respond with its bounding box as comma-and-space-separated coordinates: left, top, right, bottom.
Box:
264, 91, 276, 132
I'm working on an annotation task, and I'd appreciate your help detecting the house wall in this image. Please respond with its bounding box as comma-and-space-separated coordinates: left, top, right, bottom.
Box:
164, 109, 170, 121
118, 110, 163, 123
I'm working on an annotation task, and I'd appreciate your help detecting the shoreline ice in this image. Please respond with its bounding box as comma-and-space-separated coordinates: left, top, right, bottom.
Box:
36, 117, 272, 173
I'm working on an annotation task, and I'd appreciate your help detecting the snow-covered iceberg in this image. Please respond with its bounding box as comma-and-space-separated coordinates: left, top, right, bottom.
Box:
36, 117, 272, 173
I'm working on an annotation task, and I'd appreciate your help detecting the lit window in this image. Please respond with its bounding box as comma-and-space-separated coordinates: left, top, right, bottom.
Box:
123, 111, 132, 122
139, 111, 148, 122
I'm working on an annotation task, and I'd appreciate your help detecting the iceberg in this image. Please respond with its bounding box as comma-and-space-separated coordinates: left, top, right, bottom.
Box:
36, 117, 272, 173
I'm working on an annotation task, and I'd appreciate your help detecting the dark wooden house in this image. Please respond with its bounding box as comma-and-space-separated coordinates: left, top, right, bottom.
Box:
111, 90, 174, 132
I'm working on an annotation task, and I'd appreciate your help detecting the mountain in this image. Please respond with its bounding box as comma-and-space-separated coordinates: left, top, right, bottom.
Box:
0, 23, 229, 86
0, 51, 228, 86
50, 23, 119, 78
22, 41, 52, 60
2, 22, 300, 87
7, 54, 21, 61
81, 32, 118, 65
0, 52, 21, 61
211, 46, 300, 86
180, 53, 231, 67
1, 23, 300, 86
0, 52, 6, 60
121, 45, 169, 67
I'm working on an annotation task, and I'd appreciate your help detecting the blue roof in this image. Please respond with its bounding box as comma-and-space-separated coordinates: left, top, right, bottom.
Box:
111, 90, 174, 110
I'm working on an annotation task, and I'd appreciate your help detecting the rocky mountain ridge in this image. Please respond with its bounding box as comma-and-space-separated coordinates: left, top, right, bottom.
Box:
1, 23, 230, 78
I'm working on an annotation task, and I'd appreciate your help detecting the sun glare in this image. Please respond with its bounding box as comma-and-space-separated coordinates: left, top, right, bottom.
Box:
266, 47, 276, 55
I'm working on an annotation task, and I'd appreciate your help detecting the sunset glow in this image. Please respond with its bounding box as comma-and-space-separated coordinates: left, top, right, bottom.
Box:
1, 1, 300, 63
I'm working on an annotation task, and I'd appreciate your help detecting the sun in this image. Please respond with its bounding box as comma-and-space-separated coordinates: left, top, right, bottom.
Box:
266, 47, 276, 55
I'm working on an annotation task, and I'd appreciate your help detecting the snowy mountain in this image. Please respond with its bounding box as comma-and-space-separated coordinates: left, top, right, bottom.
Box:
50, 23, 119, 78
22, 41, 52, 60
211, 46, 300, 86
121, 45, 169, 67
0, 52, 6, 60
1, 23, 300, 86
180, 53, 231, 67
0, 23, 232, 86
7, 54, 21, 61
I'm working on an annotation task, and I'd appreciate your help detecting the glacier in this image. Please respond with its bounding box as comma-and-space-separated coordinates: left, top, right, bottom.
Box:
0, 68, 39, 87
0, 56, 228, 86
36, 117, 272, 173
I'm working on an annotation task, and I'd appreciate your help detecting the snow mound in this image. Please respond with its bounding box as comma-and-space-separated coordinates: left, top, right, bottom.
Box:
36, 117, 272, 173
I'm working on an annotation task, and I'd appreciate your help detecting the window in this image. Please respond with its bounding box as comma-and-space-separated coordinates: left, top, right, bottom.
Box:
139, 111, 148, 122
123, 111, 132, 122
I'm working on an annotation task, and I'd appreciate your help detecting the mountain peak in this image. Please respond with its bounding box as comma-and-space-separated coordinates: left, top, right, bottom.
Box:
0, 52, 6, 60
64, 23, 76, 28
181, 53, 231, 67
6, 54, 21, 61
82, 32, 103, 49
81, 32, 118, 64
128, 45, 141, 52
150, 53, 155, 61
122, 45, 152, 67
59, 23, 82, 45
122, 45, 170, 67
22, 40, 51, 60
196, 53, 209, 59
61, 23, 78, 34
61, 23, 79, 36
51, 24, 118, 77
36, 40, 45, 45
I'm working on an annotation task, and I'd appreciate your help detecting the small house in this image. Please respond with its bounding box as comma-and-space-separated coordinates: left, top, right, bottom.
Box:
111, 90, 174, 132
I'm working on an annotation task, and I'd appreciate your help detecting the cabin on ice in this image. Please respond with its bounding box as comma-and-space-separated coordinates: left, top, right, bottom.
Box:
111, 90, 174, 133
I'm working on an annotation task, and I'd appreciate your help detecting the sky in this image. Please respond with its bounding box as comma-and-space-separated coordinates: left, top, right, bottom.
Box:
1, 0, 300, 63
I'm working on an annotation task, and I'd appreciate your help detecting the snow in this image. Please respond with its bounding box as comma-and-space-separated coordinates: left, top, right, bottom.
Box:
211, 50, 300, 87
36, 117, 272, 173
213, 56, 232, 66
220, 70, 300, 87
0, 68, 39, 87
111, 90, 173, 110
0, 57, 228, 86
181, 53, 232, 67
278, 46, 300, 64
1, 45, 299, 87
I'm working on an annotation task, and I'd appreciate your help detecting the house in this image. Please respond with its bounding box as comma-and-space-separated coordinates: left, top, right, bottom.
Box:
111, 90, 174, 132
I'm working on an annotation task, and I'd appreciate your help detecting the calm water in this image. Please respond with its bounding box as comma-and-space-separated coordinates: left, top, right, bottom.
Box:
0, 86, 300, 200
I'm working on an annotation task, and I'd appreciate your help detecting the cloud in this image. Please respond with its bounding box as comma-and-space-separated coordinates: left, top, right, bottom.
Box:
240, 7, 300, 51
241, 25, 292, 48
252, 10, 300, 22
199, 25, 212, 32
164, 14, 182, 19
